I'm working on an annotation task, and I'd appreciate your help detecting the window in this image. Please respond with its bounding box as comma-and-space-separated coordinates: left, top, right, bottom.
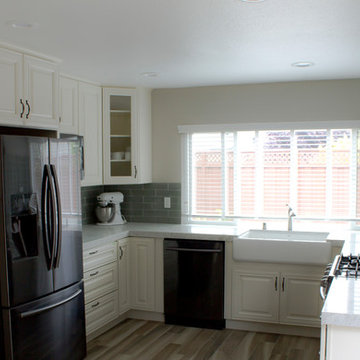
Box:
182, 128, 360, 224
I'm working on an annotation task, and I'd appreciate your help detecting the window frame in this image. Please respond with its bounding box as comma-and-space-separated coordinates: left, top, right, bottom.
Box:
179, 120, 360, 228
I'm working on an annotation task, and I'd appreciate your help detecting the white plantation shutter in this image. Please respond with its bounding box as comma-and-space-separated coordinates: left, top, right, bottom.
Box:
183, 127, 360, 223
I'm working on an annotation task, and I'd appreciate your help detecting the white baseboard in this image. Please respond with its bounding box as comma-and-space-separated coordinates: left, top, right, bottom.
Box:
87, 312, 320, 343
128, 309, 164, 322
226, 319, 320, 338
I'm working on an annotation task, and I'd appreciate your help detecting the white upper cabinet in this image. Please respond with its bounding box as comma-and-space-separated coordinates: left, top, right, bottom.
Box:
102, 87, 152, 185
0, 48, 23, 126
23, 55, 58, 128
0, 46, 59, 129
59, 75, 79, 134
79, 82, 103, 186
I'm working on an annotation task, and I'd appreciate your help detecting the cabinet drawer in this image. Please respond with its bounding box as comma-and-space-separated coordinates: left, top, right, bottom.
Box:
85, 291, 119, 335
83, 242, 117, 272
84, 262, 118, 304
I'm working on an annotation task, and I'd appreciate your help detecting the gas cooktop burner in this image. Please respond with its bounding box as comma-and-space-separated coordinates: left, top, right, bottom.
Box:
335, 254, 360, 278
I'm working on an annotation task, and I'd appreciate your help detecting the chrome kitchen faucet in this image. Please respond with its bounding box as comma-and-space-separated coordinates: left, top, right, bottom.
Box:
286, 204, 296, 231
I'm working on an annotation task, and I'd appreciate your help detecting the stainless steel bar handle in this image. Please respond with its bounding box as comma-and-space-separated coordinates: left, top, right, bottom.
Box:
45, 165, 57, 269
41, 166, 51, 268
166, 247, 222, 253
20, 289, 82, 318
51, 164, 62, 268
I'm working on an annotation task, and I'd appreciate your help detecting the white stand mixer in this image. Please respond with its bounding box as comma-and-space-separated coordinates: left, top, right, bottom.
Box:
95, 192, 127, 225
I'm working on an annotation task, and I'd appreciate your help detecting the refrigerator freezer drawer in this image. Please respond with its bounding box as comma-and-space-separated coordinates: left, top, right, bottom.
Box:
83, 242, 117, 272
3, 282, 86, 360
85, 291, 119, 336
84, 261, 118, 304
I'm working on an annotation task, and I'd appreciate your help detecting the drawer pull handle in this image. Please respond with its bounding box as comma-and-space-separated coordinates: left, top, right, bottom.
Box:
92, 301, 100, 308
119, 246, 123, 260
89, 250, 98, 255
90, 271, 99, 277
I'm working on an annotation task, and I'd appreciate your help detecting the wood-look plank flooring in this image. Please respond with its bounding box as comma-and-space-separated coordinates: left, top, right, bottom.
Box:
86, 320, 320, 360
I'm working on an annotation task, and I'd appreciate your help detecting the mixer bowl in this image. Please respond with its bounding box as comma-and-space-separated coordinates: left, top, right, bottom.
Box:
95, 206, 115, 223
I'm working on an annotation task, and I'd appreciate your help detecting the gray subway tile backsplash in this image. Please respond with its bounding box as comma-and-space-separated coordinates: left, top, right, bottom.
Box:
81, 183, 181, 225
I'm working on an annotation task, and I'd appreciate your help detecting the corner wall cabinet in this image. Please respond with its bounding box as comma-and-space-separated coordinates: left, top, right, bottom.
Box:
79, 82, 103, 186
59, 75, 79, 134
102, 87, 152, 184
0, 46, 59, 129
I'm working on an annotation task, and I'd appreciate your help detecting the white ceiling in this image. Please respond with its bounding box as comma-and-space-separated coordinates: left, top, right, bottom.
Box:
1, 0, 360, 88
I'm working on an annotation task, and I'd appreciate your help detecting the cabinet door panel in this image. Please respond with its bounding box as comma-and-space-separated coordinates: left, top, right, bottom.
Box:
23, 55, 58, 128
118, 239, 130, 314
280, 274, 322, 327
79, 82, 102, 185
130, 238, 155, 311
0, 48, 23, 125
231, 270, 279, 323
59, 76, 79, 134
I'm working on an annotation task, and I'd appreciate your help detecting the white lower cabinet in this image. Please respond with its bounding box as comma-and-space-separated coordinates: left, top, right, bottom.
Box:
130, 237, 156, 311
320, 324, 360, 359
83, 242, 119, 336
280, 273, 323, 327
83, 237, 161, 337
231, 267, 322, 327
118, 238, 130, 314
231, 270, 279, 323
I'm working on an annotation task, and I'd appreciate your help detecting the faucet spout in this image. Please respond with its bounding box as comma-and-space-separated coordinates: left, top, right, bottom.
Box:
286, 204, 296, 231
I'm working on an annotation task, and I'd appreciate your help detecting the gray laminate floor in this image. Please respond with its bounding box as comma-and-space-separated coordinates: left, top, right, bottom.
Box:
86, 319, 320, 360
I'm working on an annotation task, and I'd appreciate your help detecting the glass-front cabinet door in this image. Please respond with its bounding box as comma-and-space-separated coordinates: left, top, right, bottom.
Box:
103, 88, 137, 184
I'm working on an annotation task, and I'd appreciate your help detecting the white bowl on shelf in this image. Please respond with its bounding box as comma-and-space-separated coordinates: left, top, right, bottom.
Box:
111, 152, 124, 160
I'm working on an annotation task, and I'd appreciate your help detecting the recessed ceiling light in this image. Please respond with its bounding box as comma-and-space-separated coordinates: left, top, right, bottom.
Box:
241, 0, 266, 3
7, 20, 39, 29
140, 72, 158, 78
291, 61, 314, 68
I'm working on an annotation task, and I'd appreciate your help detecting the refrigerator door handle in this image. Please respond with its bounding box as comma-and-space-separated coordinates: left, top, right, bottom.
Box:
41, 165, 53, 269
50, 164, 62, 268
19, 289, 82, 318
47, 165, 57, 269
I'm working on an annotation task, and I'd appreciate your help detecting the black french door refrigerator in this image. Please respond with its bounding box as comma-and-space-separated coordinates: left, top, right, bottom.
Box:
0, 135, 86, 360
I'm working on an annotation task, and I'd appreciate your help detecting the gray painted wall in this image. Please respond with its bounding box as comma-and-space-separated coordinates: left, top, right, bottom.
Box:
152, 79, 360, 182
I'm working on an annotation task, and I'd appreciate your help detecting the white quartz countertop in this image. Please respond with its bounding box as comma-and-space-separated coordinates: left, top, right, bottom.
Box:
322, 277, 360, 327
82, 222, 246, 250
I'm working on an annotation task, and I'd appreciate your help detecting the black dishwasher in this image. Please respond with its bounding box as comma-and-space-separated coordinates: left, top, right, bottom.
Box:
164, 238, 225, 329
